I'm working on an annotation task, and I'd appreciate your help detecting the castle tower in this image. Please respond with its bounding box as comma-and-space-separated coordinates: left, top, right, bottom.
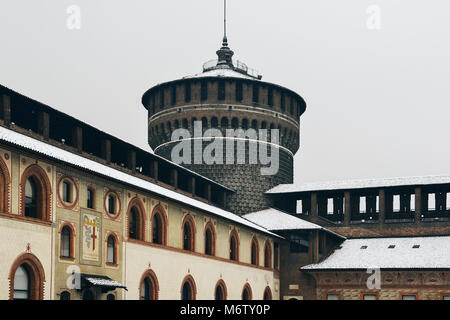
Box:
142, 11, 306, 214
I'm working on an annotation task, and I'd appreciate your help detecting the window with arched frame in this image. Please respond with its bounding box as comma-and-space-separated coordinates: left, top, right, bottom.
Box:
264, 241, 272, 268
106, 233, 118, 265
60, 291, 70, 300
128, 199, 145, 241
0, 157, 10, 213
9, 253, 45, 300
21, 165, 51, 221
139, 270, 159, 300
242, 283, 253, 300
229, 229, 239, 261
263, 287, 272, 300
211, 117, 218, 127
251, 236, 259, 266
204, 222, 216, 256
181, 275, 196, 300
221, 117, 229, 128
60, 225, 74, 259
214, 280, 227, 300
182, 215, 196, 252
151, 205, 167, 245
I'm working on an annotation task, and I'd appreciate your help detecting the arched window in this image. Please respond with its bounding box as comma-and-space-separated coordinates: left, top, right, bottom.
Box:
60, 226, 73, 258
264, 241, 272, 268
107, 294, 115, 300
211, 117, 218, 127
60, 291, 70, 300
140, 270, 159, 300
181, 276, 196, 300
182, 215, 195, 252
204, 222, 215, 256
9, 253, 45, 300
128, 199, 145, 241
191, 117, 197, 129
251, 237, 259, 266
242, 118, 249, 130
0, 157, 10, 213
201, 117, 208, 128
251, 120, 258, 130
221, 117, 229, 128
129, 207, 138, 239
261, 121, 267, 129
263, 287, 272, 300
13, 265, 29, 300
229, 230, 239, 261
242, 283, 252, 300
174, 120, 180, 129
152, 206, 167, 245
107, 234, 117, 265
231, 117, 239, 129
215, 280, 227, 300
25, 177, 38, 218
22, 166, 51, 221
182, 118, 188, 129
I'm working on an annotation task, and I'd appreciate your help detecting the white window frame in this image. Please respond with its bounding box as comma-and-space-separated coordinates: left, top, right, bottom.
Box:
446, 193, 450, 210
393, 195, 400, 212
359, 196, 366, 213
428, 193, 436, 211
327, 198, 334, 214
296, 200, 303, 214
410, 194, 415, 212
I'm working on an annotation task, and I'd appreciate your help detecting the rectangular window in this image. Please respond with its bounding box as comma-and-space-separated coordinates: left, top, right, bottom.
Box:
62, 181, 71, 203
218, 80, 225, 100
87, 189, 93, 209
200, 81, 208, 101
376, 195, 379, 212
362, 294, 377, 300
401, 294, 417, 300
326, 294, 340, 300
327, 198, 334, 214
184, 83, 191, 102
274, 242, 279, 269
160, 89, 165, 109
280, 94, 286, 111
171, 86, 176, 105
410, 194, 416, 211
268, 87, 273, 106
236, 81, 243, 102
428, 193, 436, 211
297, 200, 303, 214
252, 84, 259, 103
393, 195, 400, 212
290, 233, 309, 253
442, 295, 450, 300
446, 193, 450, 210
360, 196, 366, 213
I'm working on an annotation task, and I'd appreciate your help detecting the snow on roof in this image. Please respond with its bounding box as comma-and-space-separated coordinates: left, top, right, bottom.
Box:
267, 175, 450, 194
0, 126, 280, 238
184, 68, 258, 80
302, 236, 450, 271
243, 208, 344, 238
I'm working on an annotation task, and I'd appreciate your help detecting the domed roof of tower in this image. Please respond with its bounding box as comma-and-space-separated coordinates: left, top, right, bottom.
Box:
184, 38, 263, 81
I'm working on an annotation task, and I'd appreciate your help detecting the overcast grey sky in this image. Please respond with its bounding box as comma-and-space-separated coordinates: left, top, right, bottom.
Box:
1, 0, 449, 184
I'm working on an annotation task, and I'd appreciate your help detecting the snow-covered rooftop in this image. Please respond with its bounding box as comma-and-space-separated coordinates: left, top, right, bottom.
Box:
302, 236, 450, 271
267, 175, 450, 194
243, 208, 344, 238
0, 126, 280, 238
184, 68, 258, 80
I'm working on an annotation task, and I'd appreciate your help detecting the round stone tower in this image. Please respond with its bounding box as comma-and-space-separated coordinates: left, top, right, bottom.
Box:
142, 37, 307, 215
